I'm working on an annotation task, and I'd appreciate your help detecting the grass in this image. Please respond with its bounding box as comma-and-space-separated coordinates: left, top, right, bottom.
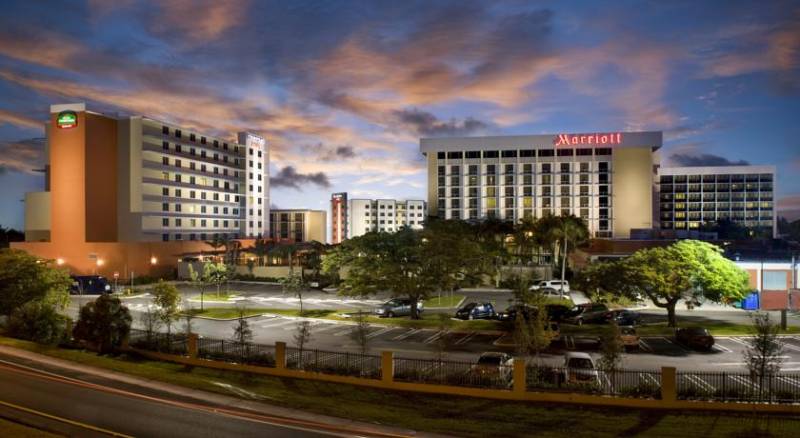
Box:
189, 292, 238, 302
423, 294, 465, 308
1, 335, 799, 437
184, 307, 269, 319
0, 418, 60, 438
560, 320, 800, 337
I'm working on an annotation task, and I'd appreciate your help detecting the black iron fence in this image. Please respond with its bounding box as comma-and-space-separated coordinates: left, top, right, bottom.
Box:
286, 347, 382, 379
129, 329, 188, 355
677, 371, 800, 403
197, 337, 276, 367
393, 357, 513, 389
526, 365, 661, 399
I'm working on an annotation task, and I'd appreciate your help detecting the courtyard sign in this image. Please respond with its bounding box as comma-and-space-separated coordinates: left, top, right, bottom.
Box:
554, 132, 622, 146
56, 110, 77, 129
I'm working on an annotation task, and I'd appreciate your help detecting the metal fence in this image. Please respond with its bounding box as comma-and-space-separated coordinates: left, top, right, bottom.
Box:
677, 371, 800, 403
129, 329, 188, 355
286, 347, 382, 379
526, 365, 662, 399
197, 337, 276, 367
393, 357, 513, 389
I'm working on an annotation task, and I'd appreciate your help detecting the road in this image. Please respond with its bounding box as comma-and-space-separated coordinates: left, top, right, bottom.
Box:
0, 354, 409, 438
65, 283, 800, 371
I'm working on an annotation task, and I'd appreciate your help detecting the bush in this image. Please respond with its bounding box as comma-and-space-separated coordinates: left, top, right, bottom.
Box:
7, 301, 69, 344
617, 382, 661, 399
73, 294, 132, 353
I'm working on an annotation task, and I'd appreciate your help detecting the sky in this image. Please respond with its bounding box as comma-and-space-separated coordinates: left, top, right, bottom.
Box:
0, 0, 799, 231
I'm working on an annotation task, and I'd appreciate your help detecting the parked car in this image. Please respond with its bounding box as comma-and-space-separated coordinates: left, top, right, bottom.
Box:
540, 287, 571, 300
545, 304, 573, 322
619, 326, 640, 350
70, 275, 112, 294
563, 303, 610, 325
675, 327, 715, 351
530, 280, 570, 293
604, 309, 642, 326
562, 352, 601, 385
455, 302, 496, 320
374, 298, 424, 318
496, 304, 536, 322
471, 352, 514, 381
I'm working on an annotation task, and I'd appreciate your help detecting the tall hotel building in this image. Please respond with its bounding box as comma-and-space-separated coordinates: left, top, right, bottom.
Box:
420, 132, 661, 238
15, 103, 269, 275
657, 166, 776, 237
330, 192, 348, 244
329, 193, 427, 240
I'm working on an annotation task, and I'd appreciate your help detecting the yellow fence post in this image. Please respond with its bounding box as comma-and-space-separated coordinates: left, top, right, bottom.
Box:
187, 333, 198, 359
276, 342, 286, 369
382, 351, 394, 384
661, 366, 676, 403
513, 358, 526, 395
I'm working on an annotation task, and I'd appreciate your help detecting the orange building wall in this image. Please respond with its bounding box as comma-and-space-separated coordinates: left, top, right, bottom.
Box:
85, 113, 119, 242
49, 111, 87, 244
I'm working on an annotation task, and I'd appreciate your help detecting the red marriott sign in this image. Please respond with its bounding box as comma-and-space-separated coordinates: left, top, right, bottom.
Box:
554, 132, 622, 146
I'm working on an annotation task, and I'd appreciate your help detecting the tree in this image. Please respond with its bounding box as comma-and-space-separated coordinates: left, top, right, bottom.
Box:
7, 301, 69, 345
188, 263, 214, 311
744, 312, 784, 397
512, 312, 531, 358
140, 306, 162, 344
232, 306, 253, 359
585, 240, 750, 327
598, 321, 624, 373
270, 242, 300, 275
205, 262, 228, 298
152, 280, 181, 336
72, 294, 132, 353
204, 235, 226, 259
252, 237, 271, 266
349, 311, 371, 355
281, 272, 307, 315
422, 219, 487, 301
472, 217, 513, 287
294, 321, 313, 366
433, 313, 453, 361
324, 228, 438, 319
554, 215, 589, 295
0, 249, 71, 316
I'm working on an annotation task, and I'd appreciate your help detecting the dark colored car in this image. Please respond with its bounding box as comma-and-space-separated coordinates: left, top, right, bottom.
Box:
496, 304, 536, 322
604, 309, 642, 326
374, 298, 424, 318
545, 304, 573, 322
70, 275, 112, 294
455, 302, 496, 320
675, 327, 715, 351
563, 303, 610, 325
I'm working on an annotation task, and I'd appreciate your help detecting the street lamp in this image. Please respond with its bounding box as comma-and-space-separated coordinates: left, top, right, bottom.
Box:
150, 256, 158, 265
56, 258, 65, 266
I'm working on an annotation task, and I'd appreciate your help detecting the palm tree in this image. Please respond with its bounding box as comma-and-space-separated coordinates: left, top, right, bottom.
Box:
252, 238, 270, 266
554, 215, 589, 296
269, 242, 299, 275
204, 235, 226, 262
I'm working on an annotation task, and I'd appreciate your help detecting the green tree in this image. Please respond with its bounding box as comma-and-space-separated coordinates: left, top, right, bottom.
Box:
232, 306, 253, 359
422, 219, 486, 301
294, 320, 313, 366
324, 228, 437, 319
592, 240, 750, 327
72, 294, 132, 353
252, 237, 271, 266
472, 218, 514, 287
152, 280, 181, 335
270, 242, 300, 275
744, 312, 784, 398
0, 249, 71, 316
433, 313, 453, 361
205, 262, 228, 298
349, 311, 371, 355
7, 301, 69, 344
281, 272, 307, 315
598, 321, 624, 373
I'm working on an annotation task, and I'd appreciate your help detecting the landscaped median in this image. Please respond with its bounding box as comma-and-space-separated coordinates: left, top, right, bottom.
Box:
2, 335, 800, 437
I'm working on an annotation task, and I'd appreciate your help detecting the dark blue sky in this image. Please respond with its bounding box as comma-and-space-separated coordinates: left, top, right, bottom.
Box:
1, 0, 799, 229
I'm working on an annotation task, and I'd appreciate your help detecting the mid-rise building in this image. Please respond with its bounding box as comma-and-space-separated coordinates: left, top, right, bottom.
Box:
420, 132, 661, 238
657, 165, 776, 238
331, 192, 348, 244
348, 198, 427, 237
269, 209, 327, 243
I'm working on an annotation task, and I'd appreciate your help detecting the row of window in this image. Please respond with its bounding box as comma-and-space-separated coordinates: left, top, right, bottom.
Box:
440, 185, 610, 197
661, 221, 773, 230
161, 126, 239, 153
440, 197, 612, 209
659, 174, 773, 184
438, 162, 610, 176
161, 141, 242, 167
162, 232, 238, 242
436, 148, 613, 159
159, 155, 241, 178
161, 217, 252, 228
440, 208, 611, 229
375, 204, 424, 209
660, 183, 772, 192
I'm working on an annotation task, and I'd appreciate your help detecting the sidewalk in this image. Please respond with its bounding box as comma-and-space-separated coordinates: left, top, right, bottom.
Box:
0, 345, 444, 438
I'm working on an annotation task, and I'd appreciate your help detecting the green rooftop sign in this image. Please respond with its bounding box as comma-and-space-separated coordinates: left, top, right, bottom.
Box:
56, 110, 77, 129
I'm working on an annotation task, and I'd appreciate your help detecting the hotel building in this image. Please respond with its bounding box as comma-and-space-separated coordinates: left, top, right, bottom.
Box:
657, 165, 777, 238
15, 103, 269, 276
347, 198, 427, 238
420, 132, 661, 238
330, 192, 348, 244
269, 209, 327, 243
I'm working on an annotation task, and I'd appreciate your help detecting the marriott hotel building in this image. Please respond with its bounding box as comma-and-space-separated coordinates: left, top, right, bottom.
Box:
421, 132, 661, 238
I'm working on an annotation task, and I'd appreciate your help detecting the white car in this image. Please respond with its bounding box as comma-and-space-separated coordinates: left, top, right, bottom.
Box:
562, 352, 601, 385
471, 352, 514, 381
530, 280, 570, 293
540, 288, 571, 300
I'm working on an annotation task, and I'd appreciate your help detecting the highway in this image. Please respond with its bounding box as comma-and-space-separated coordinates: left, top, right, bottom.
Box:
0, 356, 405, 437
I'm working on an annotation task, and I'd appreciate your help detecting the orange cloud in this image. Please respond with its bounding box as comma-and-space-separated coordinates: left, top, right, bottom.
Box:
154, 0, 249, 42
0, 109, 42, 130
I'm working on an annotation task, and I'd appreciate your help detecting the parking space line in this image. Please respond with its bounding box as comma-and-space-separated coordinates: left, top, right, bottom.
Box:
259, 319, 297, 329
331, 326, 355, 337
366, 327, 395, 339
728, 337, 750, 347
392, 329, 420, 341
658, 336, 690, 353
454, 332, 477, 345
729, 375, 758, 390
638, 338, 653, 353
423, 331, 444, 344
639, 373, 659, 386
310, 324, 343, 334
780, 342, 800, 353
712, 344, 732, 353
777, 376, 800, 389
684, 374, 715, 391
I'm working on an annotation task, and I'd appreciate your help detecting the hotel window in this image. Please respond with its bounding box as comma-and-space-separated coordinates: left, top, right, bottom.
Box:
580, 197, 589, 208
599, 220, 609, 230
175, 204, 182, 212
538, 149, 555, 157
579, 174, 590, 184
560, 163, 570, 173
201, 150, 206, 158
450, 188, 460, 197
162, 156, 169, 165
201, 192, 207, 200
175, 159, 181, 168
504, 164, 514, 174
162, 203, 169, 211
560, 174, 570, 184
483, 150, 499, 158
541, 163, 551, 174
189, 176, 196, 184
174, 174, 181, 183
175, 129, 182, 138
599, 197, 609, 207
501, 150, 517, 158
542, 198, 552, 208
190, 162, 196, 170
580, 162, 590, 172
523, 186, 533, 196
520, 149, 535, 157
542, 186, 552, 196
576, 148, 592, 156
561, 197, 571, 207
162, 218, 169, 226
189, 133, 196, 142
213, 140, 219, 148
162, 126, 169, 134
464, 151, 480, 159
595, 148, 612, 156
175, 233, 182, 240
505, 175, 514, 185
580, 186, 589, 195
504, 187, 514, 196
487, 187, 497, 197
437, 152, 445, 159
598, 162, 609, 172
438, 166, 445, 176
580, 208, 589, 219
176, 144, 182, 153
201, 136, 206, 144
557, 149, 574, 157
560, 186, 570, 196
523, 174, 533, 185
162, 187, 169, 196
175, 189, 182, 197
162, 141, 169, 150
447, 151, 463, 159
523, 164, 533, 174
175, 218, 182, 227
542, 175, 552, 185
598, 173, 609, 184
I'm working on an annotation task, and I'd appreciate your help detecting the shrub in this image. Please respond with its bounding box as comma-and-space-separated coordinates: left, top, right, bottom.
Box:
7, 301, 69, 344
73, 294, 132, 353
